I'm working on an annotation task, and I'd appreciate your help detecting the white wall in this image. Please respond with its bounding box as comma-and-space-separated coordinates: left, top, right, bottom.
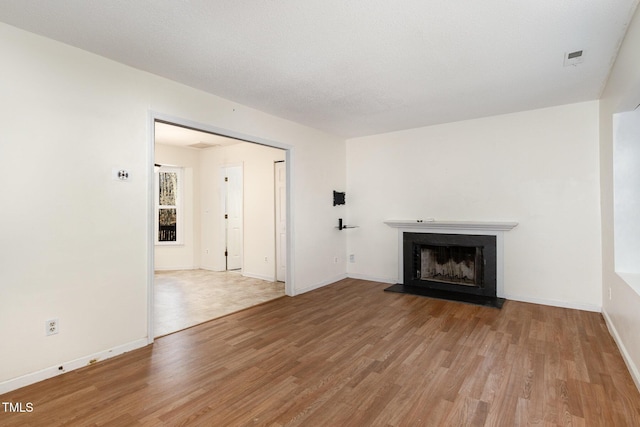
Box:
346, 101, 602, 311
0, 23, 346, 391
599, 5, 640, 390
200, 142, 286, 281
154, 144, 201, 270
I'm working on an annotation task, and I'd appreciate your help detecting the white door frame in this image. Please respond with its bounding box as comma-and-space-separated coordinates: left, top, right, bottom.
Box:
275, 161, 287, 282
147, 111, 295, 344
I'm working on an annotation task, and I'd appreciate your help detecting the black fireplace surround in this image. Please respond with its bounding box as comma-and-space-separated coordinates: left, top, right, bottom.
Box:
389, 232, 504, 307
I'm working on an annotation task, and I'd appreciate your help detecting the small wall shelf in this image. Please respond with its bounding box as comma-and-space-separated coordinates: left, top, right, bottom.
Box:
336, 218, 358, 230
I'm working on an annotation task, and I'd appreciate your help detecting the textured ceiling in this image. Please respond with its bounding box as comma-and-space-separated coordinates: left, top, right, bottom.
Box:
1, 1, 638, 137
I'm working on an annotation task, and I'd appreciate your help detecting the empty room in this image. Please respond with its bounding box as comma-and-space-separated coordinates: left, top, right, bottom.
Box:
1, 1, 640, 425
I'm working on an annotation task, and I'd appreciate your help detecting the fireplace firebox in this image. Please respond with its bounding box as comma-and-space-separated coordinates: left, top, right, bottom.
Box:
403, 232, 497, 298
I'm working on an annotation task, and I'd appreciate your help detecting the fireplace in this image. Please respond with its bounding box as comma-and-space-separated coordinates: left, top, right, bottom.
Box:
403, 232, 497, 298
384, 220, 517, 308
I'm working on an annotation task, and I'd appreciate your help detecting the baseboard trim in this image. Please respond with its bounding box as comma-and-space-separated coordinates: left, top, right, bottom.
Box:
347, 273, 397, 284
503, 293, 601, 312
602, 309, 640, 392
154, 266, 197, 271
0, 338, 149, 395
295, 273, 348, 295
199, 266, 225, 272
242, 271, 276, 282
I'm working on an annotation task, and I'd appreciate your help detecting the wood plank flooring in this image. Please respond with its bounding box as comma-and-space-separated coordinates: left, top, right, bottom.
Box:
2, 278, 639, 426
154, 269, 285, 337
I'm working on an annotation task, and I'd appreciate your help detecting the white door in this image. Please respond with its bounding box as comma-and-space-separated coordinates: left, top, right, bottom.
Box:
224, 166, 243, 270
275, 161, 287, 282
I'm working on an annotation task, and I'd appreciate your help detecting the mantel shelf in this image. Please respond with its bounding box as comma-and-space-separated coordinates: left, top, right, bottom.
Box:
384, 220, 518, 232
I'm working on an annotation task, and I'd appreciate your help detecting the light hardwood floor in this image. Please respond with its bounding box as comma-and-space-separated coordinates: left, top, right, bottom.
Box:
155, 269, 286, 337
1, 278, 639, 426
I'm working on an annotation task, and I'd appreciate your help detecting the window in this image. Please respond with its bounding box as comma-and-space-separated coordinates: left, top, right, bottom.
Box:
155, 166, 183, 245
613, 108, 640, 274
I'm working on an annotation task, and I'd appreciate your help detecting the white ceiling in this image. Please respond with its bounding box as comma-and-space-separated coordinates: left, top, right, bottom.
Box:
1, 1, 638, 138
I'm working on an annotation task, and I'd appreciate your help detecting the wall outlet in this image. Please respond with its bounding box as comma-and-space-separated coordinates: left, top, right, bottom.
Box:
349, 254, 355, 263
46, 319, 58, 336
609, 287, 612, 300
264, 256, 268, 263
334, 257, 338, 263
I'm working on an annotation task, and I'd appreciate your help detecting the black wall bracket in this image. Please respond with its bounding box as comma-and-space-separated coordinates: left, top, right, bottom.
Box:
336, 218, 358, 230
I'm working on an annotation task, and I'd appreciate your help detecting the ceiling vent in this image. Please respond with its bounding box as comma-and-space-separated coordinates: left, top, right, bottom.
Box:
564, 50, 584, 67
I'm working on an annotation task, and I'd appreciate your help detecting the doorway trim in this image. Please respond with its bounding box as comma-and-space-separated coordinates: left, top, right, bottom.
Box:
147, 111, 294, 344
274, 160, 287, 282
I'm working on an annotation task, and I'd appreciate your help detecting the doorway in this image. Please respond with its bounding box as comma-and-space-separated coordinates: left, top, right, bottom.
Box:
150, 116, 290, 340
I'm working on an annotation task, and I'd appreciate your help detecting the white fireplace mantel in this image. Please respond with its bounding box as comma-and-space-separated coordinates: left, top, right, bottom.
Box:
384, 219, 518, 232
384, 219, 518, 298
